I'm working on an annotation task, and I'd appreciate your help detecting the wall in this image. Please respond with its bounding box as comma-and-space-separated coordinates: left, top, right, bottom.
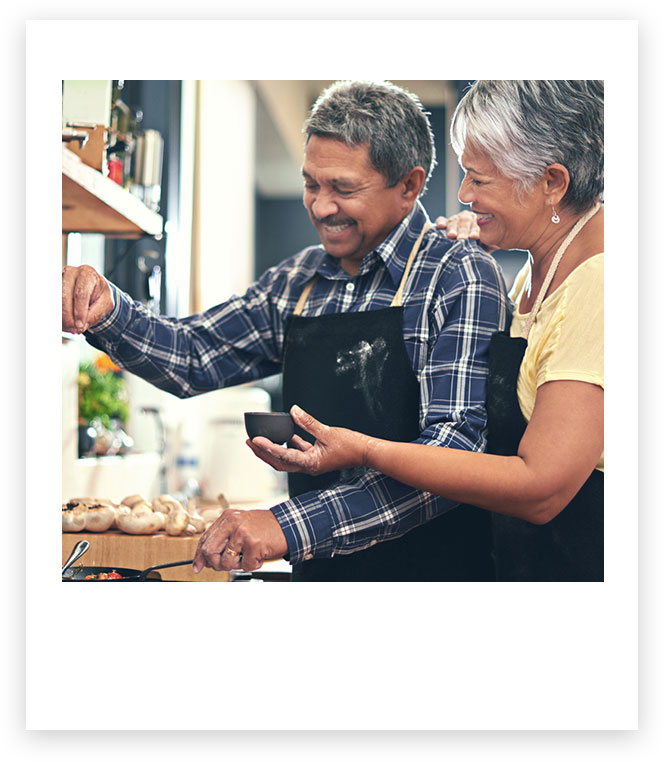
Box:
191, 80, 256, 311
186, 80, 286, 500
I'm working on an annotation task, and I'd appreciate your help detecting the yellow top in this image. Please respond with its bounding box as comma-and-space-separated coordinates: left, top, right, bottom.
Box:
509, 253, 604, 471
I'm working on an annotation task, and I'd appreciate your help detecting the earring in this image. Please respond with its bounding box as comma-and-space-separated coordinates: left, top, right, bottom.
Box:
551, 205, 560, 224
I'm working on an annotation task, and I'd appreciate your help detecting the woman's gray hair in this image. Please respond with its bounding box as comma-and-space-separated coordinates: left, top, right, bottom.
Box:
450, 80, 604, 212
304, 80, 436, 194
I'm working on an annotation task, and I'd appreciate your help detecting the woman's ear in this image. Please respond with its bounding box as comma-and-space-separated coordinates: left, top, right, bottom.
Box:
543, 163, 571, 206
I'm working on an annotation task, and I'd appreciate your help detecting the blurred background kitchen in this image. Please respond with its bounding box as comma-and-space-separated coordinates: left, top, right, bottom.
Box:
61, 79, 527, 509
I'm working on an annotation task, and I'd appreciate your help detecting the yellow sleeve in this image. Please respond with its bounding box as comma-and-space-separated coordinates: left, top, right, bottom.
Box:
536, 255, 604, 389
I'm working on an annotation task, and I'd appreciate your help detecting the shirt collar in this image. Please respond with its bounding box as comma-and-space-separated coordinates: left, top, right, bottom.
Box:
374, 201, 430, 286
314, 201, 431, 283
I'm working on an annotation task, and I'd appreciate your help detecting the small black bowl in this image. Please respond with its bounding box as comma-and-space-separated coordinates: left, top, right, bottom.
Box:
244, 412, 295, 444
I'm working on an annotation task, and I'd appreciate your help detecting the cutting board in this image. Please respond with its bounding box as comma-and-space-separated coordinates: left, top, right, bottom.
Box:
62, 530, 229, 582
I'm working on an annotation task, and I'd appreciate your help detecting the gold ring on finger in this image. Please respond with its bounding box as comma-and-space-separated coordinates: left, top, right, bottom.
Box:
224, 547, 240, 558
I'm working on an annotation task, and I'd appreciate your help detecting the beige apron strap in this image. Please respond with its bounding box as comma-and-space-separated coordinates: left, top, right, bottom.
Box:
294, 220, 433, 315
293, 275, 318, 316
521, 202, 601, 339
391, 221, 433, 308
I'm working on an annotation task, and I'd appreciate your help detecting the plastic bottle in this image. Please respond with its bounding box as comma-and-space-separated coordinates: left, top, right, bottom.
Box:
175, 441, 202, 505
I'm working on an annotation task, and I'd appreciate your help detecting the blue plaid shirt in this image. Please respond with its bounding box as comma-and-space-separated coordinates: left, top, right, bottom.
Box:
87, 202, 510, 564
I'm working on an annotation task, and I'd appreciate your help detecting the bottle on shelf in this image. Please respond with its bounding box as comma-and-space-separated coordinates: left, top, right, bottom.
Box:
174, 440, 202, 506
132, 128, 164, 211
110, 81, 131, 137
106, 139, 127, 186
107, 81, 141, 189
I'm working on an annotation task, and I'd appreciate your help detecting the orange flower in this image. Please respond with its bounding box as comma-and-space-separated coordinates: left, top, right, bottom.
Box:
93, 353, 121, 374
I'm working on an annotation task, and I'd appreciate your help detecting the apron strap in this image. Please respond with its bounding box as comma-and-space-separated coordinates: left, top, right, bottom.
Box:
391, 222, 432, 308
292, 220, 433, 316
521, 202, 601, 339
293, 276, 317, 317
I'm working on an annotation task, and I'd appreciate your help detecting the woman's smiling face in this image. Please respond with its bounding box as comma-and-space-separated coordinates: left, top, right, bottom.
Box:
458, 145, 547, 251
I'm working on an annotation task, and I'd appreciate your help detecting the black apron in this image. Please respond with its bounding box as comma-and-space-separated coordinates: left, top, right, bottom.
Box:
282, 224, 494, 582
486, 204, 604, 582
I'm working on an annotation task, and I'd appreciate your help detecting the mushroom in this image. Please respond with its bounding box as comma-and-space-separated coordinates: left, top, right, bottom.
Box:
152, 494, 183, 514
187, 508, 206, 533
62, 503, 87, 532
131, 501, 154, 517
111, 504, 131, 529
115, 509, 163, 535
200, 507, 223, 524
65, 499, 94, 513
84, 504, 116, 532
153, 495, 189, 535
152, 498, 170, 514
121, 494, 149, 508
182, 523, 199, 536
165, 506, 189, 536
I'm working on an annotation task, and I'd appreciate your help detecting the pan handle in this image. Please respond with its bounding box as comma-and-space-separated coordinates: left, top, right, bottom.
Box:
62, 540, 90, 575
139, 558, 195, 579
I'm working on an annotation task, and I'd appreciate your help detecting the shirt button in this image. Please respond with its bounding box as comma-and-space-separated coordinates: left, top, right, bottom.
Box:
345, 282, 355, 292
304, 553, 313, 561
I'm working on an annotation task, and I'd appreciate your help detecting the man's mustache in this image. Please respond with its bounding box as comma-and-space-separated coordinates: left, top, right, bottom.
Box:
312, 215, 355, 226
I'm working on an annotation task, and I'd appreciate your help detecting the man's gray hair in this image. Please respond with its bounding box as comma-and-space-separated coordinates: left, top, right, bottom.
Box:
450, 80, 604, 212
304, 80, 436, 194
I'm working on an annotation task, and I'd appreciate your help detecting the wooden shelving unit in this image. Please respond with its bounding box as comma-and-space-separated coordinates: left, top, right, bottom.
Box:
62, 145, 163, 237
61, 143, 165, 490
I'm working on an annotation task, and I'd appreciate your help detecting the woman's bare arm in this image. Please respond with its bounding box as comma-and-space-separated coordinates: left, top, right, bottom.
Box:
248, 381, 603, 524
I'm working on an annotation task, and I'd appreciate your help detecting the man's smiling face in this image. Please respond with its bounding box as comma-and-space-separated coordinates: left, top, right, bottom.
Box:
302, 136, 410, 275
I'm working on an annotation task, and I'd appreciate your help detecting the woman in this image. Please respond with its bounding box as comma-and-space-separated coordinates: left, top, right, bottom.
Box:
249, 80, 604, 582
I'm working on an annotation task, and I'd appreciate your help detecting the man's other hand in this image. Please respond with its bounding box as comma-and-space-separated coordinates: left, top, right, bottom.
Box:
192, 509, 289, 574
62, 265, 114, 334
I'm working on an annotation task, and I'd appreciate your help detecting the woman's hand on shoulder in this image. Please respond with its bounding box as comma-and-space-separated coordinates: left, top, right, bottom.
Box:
435, 210, 498, 252
246, 405, 372, 476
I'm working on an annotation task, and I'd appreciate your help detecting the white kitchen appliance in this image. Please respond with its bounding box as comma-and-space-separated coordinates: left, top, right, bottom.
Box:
198, 386, 286, 503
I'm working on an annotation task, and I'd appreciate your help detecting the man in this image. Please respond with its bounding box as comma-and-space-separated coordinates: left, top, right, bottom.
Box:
62, 80, 509, 581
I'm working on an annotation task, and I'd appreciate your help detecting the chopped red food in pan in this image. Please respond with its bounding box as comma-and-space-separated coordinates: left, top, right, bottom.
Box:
83, 570, 124, 580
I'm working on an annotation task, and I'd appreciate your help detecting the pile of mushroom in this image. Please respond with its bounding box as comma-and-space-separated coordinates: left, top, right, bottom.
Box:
62, 498, 117, 533
62, 493, 228, 536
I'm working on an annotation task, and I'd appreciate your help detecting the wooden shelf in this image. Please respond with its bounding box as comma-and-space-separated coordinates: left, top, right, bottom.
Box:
62, 145, 163, 237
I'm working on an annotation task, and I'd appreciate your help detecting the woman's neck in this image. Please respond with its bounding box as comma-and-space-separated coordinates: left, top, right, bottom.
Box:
521, 204, 603, 311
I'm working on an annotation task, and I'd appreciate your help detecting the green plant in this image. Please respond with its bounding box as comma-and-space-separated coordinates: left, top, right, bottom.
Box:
78, 359, 129, 428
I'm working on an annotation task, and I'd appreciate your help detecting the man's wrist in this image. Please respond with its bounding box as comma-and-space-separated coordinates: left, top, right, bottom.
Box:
86, 283, 122, 335
270, 497, 336, 564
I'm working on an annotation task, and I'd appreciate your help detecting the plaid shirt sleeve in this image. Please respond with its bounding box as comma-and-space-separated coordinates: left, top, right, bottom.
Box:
270, 243, 510, 563
85, 262, 303, 397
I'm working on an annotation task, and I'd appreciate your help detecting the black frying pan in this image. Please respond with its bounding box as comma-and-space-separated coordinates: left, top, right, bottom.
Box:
62, 539, 193, 581
62, 559, 194, 581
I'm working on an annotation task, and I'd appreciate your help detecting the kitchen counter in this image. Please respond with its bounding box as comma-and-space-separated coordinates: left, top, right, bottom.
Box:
62, 496, 293, 581
62, 530, 292, 582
